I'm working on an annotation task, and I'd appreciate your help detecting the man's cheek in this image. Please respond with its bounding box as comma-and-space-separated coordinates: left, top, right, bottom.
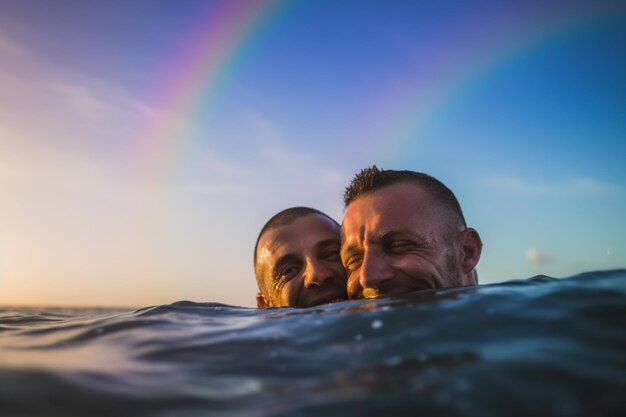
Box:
346, 274, 360, 297
333, 265, 348, 281
277, 283, 291, 306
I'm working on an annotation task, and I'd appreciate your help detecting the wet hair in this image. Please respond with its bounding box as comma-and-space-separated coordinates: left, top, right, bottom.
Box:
343, 165, 467, 228
253, 207, 340, 291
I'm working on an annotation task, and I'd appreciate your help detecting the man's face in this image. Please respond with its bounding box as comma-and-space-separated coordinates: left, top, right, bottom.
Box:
341, 182, 468, 300
256, 214, 348, 307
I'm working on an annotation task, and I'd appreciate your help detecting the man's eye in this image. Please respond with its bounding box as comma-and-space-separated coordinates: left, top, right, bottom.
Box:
387, 240, 414, 253
321, 250, 341, 262
278, 266, 299, 279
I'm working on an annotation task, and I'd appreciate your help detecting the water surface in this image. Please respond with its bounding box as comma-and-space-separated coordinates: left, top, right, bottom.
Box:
1, 270, 625, 416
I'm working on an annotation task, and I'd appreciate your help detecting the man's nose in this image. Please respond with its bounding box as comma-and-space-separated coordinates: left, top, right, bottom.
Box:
359, 250, 394, 291
303, 258, 331, 288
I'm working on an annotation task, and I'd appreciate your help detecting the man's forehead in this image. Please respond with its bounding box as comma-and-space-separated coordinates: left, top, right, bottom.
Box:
370, 182, 430, 206
271, 214, 337, 238
257, 226, 298, 264
258, 214, 339, 259
342, 182, 435, 239
347, 182, 431, 214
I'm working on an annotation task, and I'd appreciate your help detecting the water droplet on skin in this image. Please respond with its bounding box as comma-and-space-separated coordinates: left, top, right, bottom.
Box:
371, 319, 383, 330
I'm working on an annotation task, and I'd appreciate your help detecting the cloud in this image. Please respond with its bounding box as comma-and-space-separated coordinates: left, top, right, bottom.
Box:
201, 149, 252, 178
526, 249, 556, 264
567, 178, 622, 195
48, 82, 119, 121
0, 33, 29, 57
486, 176, 550, 195
0, 29, 162, 143
486, 176, 622, 197
0, 30, 175, 236
240, 108, 285, 144
178, 183, 231, 195
237, 108, 351, 188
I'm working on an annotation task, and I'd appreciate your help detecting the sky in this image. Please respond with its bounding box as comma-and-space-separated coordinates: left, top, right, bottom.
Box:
0, 0, 624, 308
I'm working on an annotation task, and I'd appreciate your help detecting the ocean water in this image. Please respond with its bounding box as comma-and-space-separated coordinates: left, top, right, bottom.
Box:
1, 270, 625, 417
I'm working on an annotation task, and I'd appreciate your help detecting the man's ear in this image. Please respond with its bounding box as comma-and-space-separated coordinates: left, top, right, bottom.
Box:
256, 293, 271, 308
458, 228, 483, 276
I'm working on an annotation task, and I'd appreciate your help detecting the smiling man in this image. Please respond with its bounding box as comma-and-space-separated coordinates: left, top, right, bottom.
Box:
254, 207, 348, 308
341, 166, 483, 300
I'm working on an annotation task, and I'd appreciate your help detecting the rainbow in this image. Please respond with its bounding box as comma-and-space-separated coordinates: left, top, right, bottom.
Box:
379, 4, 623, 164
130, 0, 289, 299
134, 1, 622, 181
135, 0, 286, 180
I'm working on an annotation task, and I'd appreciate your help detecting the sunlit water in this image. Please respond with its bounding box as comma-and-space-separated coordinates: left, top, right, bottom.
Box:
1, 270, 625, 417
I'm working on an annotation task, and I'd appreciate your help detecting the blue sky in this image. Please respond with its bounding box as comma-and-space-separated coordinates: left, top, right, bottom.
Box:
0, 0, 624, 307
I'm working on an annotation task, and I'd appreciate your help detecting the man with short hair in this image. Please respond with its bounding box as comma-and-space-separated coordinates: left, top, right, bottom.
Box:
341, 166, 483, 299
254, 207, 348, 308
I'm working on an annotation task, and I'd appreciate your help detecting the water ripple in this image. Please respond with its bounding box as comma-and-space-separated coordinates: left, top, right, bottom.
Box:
1, 270, 625, 417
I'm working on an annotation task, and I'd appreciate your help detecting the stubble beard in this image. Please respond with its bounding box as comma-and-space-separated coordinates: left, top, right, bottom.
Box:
444, 244, 463, 288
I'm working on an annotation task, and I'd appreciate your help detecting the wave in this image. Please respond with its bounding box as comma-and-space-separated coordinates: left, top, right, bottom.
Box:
1, 270, 625, 416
